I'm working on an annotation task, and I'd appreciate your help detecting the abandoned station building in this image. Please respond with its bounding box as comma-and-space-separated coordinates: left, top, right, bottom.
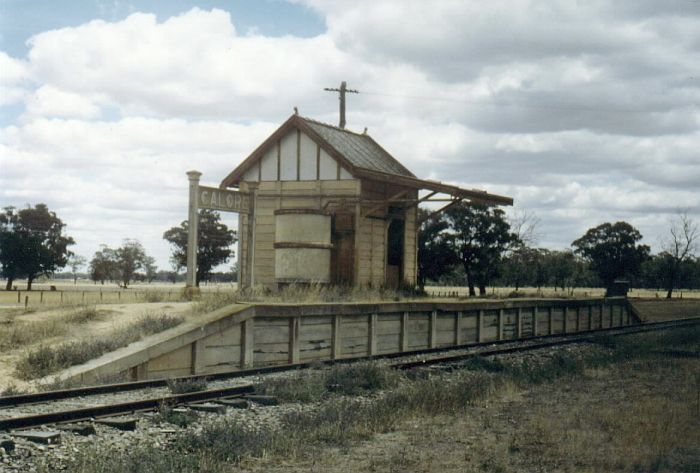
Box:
220, 113, 512, 289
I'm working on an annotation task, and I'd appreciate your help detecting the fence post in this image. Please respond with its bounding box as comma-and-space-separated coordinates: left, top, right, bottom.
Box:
40, 290, 43, 303
516, 308, 522, 338
548, 307, 554, 335
24, 295, 28, 309
400, 312, 409, 351
17, 291, 20, 304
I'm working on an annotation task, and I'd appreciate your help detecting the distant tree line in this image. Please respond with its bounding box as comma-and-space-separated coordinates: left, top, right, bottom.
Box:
419, 204, 699, 298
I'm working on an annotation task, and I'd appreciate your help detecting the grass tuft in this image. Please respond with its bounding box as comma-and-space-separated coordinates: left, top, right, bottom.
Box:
15, 312, 183, 379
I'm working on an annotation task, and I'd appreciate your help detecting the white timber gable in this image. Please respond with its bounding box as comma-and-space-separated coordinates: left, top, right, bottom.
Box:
240, 129, 353, 183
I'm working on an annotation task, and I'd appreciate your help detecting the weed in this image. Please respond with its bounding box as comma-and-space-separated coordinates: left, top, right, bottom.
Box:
65, 305, 101, 324
15, 312, 183, 379
167, 377, 208, 394
157, 403, 199, 428
325, 362, 400, 394
257, 371, 327, 403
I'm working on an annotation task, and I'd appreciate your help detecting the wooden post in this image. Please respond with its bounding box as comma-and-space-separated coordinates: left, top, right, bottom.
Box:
599, 303, 604, 328
24, 296, 28, 309
533, 306, 538, 336
455, 311, 463, 345
497, 309, 504, 341
331, 315, 341, 360
548, 307, 554, 335
100, 290, 103, 301
400, 312, 409, 351
588, 305, 593, 330
429, 310, 438, 348
575, 306, 580, 332
241, 319, 254, 368
369, 313, 378, 355
17, 291, 20, 304
563, 307, 568, 333
289, 317, 300, 364
40, 291, 43, 303
118, 291, 121, 301
516, 308, 522, 338
186, 170, 202, 291
477, 310, 484, 342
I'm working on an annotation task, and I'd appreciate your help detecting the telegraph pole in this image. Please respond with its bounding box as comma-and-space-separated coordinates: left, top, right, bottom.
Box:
324, 81, 358, 129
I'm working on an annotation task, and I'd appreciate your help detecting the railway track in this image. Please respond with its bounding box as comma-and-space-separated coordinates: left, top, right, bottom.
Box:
1, 316, 698, 433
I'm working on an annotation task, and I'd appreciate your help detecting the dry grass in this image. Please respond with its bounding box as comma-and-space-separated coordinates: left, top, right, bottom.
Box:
50, 324, 700, 473
15, 312, 183, 379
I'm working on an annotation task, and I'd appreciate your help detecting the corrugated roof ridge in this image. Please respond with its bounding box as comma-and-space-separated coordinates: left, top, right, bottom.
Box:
299, 116, 369, 138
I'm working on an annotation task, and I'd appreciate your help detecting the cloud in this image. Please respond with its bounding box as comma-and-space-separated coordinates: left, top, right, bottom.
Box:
1, 2, 699, 269
0, 51, 30, 106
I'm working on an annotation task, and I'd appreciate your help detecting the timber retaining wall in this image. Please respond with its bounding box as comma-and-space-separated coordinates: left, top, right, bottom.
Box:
57, 298, 638, 384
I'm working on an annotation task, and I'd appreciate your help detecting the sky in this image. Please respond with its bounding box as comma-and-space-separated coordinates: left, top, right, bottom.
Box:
1, 0, 699, 273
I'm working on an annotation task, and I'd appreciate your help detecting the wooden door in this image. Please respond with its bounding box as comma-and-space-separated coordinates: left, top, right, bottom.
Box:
331, 213, 354, 285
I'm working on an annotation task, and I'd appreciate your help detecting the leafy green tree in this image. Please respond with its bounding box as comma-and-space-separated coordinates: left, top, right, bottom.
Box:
572, 222, 650, 294
89, 245, 118, 285
142, 256, 158, 283
417, 209, 455, 289
445, 203, 518, 296
0, 204, 75, 290
163, 210, 237, 286
115, 239, 147, 288
500, 246, 540, 292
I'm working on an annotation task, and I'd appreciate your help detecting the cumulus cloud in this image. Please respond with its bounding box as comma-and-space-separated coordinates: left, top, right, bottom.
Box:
1, 2, 699, 267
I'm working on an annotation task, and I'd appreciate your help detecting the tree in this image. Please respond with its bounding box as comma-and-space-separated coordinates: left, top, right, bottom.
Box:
143, 256, 158, 283
163, 210, 237, 286
445, 203, 518, 296
67, 254, 87, 284
417, 209, 455, 289
0, 204, 75, 290
501, 246, 540, 292
659, 212, 698, 298
572, 221, 650, 294
89, 245, 118, 285
115, 239, 147, 288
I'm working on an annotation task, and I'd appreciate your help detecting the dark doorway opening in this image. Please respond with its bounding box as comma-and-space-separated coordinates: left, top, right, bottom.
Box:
386, 217, 404, 289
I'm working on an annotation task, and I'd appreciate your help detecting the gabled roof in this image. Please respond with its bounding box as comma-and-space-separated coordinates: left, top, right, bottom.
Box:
302, 118, 415, 178
220, 114, 414, 188
219, 113, 513, 207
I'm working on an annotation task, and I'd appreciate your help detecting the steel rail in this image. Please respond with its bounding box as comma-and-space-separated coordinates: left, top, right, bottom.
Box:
1, 317, 698, 409
1, 317, 698, 432
390, 317, 700, 370
0, 384, 254, 431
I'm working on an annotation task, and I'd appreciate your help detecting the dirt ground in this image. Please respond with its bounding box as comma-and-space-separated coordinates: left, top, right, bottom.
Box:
246, 357, 700, 473
0, 302, 195, 391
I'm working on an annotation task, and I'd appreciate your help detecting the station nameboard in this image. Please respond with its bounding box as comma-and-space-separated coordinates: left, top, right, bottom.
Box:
197, 186, 250, 213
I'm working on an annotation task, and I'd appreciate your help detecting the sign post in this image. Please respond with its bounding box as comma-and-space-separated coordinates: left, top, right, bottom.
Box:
185, 171, 202, 294
185, 170, 251, 296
